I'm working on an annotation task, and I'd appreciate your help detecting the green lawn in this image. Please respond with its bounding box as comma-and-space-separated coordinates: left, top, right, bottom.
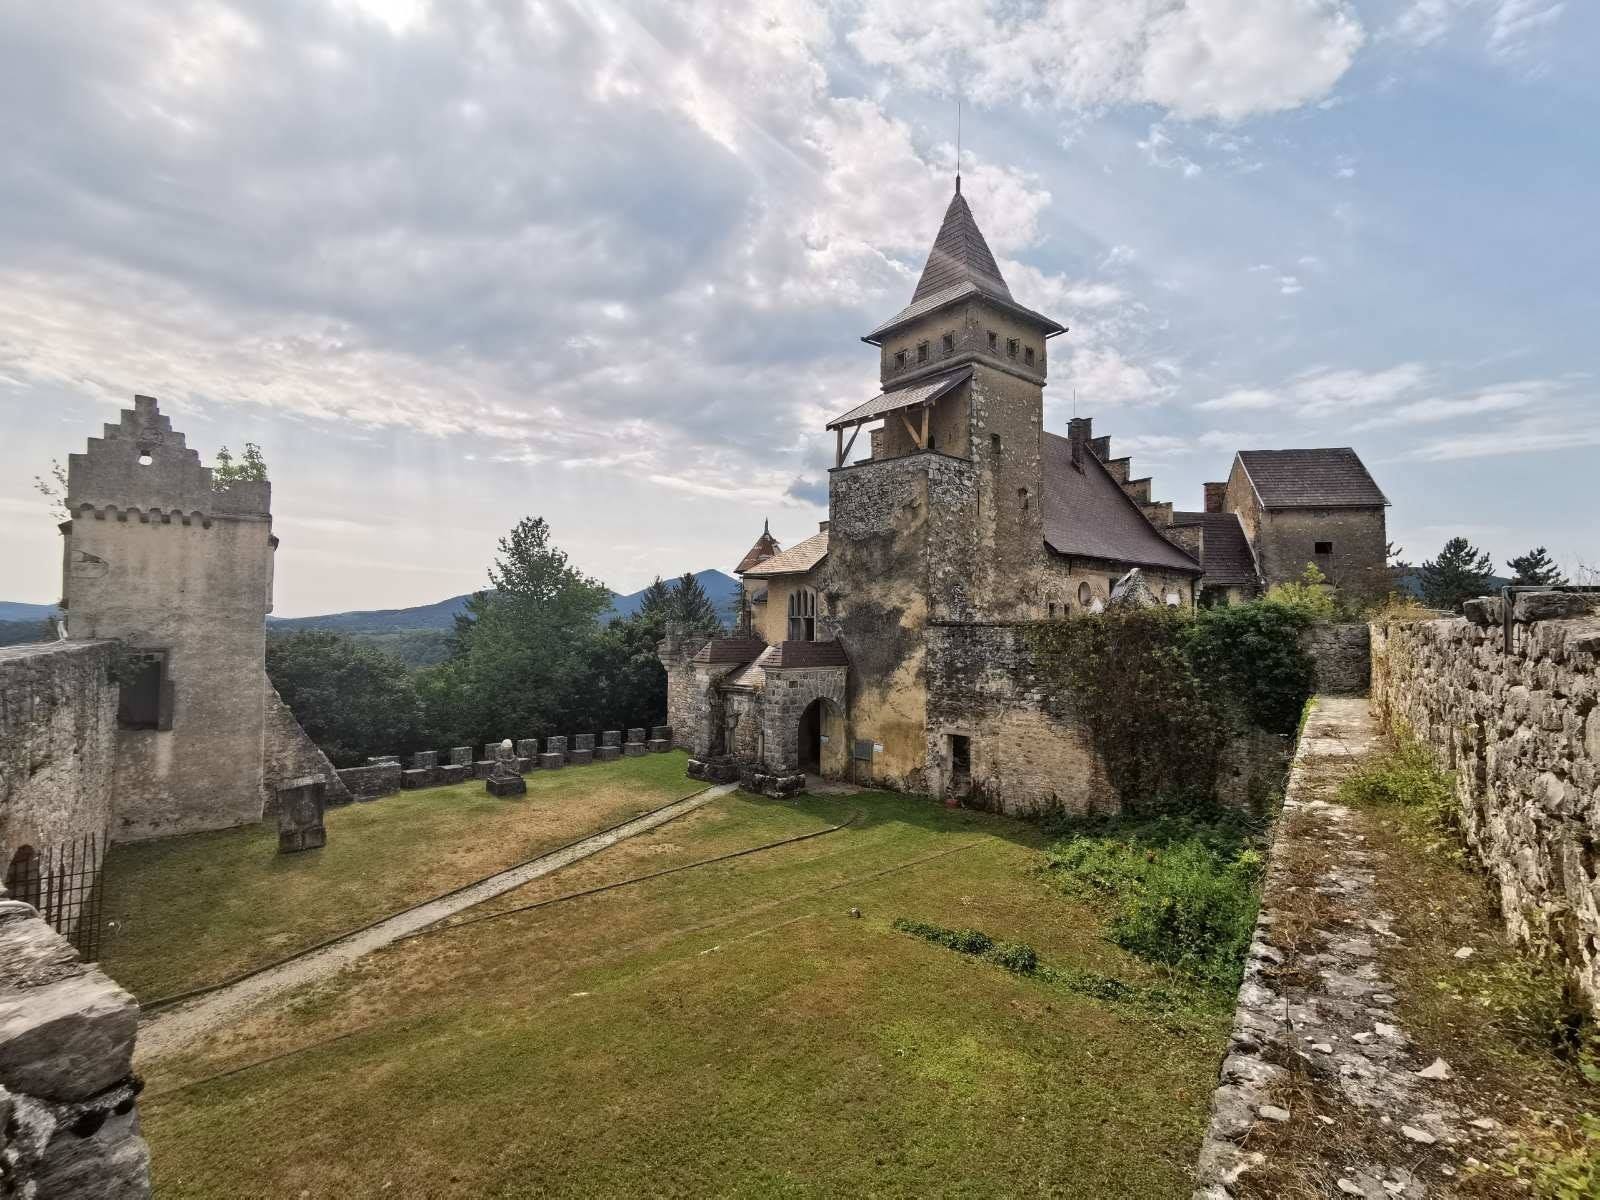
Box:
99, 752, 700, 1001
138, 787, 1232, 1199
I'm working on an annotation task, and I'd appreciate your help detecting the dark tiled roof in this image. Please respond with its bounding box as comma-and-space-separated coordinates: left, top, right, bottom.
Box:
760, 640, 849, 669
742, 531, 829, 578
1041, 433, 1201, 574
691, 636, 767, 665
862, 190, 1064, 344
827, 368, 970, 430
1172, 511, 1259, 587
734, 522, 781, 574
1237, 449, 1388, 509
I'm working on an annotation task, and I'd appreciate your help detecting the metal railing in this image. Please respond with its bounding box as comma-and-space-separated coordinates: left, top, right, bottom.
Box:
4, 832, 106, 962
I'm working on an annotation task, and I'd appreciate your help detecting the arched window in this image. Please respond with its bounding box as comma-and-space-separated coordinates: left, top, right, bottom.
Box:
1077, 581, 1092, 607
787, 588, 817, 642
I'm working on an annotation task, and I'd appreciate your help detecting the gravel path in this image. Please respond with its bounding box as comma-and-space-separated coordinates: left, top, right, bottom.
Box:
136, 783, 737, 1063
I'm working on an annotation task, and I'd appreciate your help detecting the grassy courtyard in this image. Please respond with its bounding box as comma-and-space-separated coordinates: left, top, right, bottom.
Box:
99, 752, 700, 1000
131, 773, 1243, 1199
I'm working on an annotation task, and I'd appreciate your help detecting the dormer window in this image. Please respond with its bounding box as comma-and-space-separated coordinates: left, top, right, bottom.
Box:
1024, 346, 1035, 366
941, 333, 954, 354
1006, 338, 1019, 358
894, 350, 907, 369
916, 342, 929, 363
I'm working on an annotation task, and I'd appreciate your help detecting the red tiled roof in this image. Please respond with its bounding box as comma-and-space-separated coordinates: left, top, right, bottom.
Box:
741, 531, 828, 578
734, 522, 781, 574
1041, 433, 1202, 574
690, 636, 767, 665
760, 640, 849, 669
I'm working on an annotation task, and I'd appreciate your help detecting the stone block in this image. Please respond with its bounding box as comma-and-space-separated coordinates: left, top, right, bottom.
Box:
275, 776, 326, 854
435, 764, 469, 785
623, 742, 647, 757
627, 727, 647, 744
601, 730, 622, 747
651, 725, 671, 742
337, 763, 401, 801
411, 751, 437, 770
483, 743, 501, 762
1514, 592, 1598, 623
545, 735, 568, 757
486, 774, 526, 797
595, 745, 622, 762
473, 760, 494, 780
366, 755, 400, 766
449, 747, 472, 766
1462, 597, 1501, 627
517, 738, 539, 758
517, 756, 535, 772
400, 768, 432, 789
7, 1088, 150, 1199
573, 733, 595, 752
648, 739, 670, 753
0, 966, 137, 1102
539, 752, 564, 770
569, 749, 594, 766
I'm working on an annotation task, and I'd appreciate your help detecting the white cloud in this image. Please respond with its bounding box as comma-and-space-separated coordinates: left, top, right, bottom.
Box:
1199, 362, 1430, 413
845, 0, 1364, 122
1388, 0, 1565, 58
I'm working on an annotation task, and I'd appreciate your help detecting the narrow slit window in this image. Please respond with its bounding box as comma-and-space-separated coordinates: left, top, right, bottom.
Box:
916, 342, 929, 363
941, 333, 954, 354
1006, 338, 1019, 358
1023, 346, 1035, 366
987, 331, 998, 351
894, 350, 907, 369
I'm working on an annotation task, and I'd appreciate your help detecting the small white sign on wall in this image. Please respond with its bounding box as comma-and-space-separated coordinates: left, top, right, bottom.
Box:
873, 742, 883, 753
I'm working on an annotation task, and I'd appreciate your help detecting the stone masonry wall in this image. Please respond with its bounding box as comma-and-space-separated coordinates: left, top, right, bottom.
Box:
0, 889, 150, 1197
1371, 595, 1600, 1010
1301, 622, 1372, 695
262, 682, 351, 811
0, 642, 118, 883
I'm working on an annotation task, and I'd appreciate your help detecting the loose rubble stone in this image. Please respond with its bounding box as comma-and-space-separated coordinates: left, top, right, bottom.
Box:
1258, 1105, 1290, 1122
1415, 1058, 1451, 1080
1400, 1125, 1436, 1145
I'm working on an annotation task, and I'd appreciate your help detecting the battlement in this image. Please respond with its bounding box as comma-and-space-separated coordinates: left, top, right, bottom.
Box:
67, 395, 270, 519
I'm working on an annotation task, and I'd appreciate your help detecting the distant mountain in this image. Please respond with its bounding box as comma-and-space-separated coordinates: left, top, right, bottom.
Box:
0, 601, 60, 623
265, 569, 741, 635
1393, 570, 1513, 599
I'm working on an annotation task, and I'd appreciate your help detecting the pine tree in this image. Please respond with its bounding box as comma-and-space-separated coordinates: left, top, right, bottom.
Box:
669, 572, 723, 634
1420, 537, 1495, 612
1506, 546, 1567, 587
637, 576, 674, 620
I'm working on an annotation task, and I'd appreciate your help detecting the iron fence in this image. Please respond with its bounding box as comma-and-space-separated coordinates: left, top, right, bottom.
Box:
4, 832, 106, 962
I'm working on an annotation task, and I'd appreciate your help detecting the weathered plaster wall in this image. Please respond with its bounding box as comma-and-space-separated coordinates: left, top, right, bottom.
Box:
65, 397, 276, 841
1255, 507, 1388, 599
1301, 623, 1372, 695
925, 622, 1110, 817
0, 891, 150, 1197
0, 641, 118, 881
1371, 597, 1600, 1010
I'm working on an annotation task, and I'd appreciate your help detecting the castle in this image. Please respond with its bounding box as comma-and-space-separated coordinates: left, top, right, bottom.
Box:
662, 182, 1388, 811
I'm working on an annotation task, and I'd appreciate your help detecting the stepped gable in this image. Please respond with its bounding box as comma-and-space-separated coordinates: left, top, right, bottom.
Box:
1040, 428, 1199, 574
67, 394, 269, 518
1237, 448, 1388, 509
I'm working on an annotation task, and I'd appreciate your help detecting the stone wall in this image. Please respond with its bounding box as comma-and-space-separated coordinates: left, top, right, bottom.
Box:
0, 641, 118, 889
1371, 595, 1600, 1009
0, 890, 150, 1197
334, 763, 400, 801
262, 683, 351, 810
1301, 622, 1371, 695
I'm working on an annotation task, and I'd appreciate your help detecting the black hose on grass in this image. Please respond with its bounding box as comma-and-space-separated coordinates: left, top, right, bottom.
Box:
138, 783, 723, 1015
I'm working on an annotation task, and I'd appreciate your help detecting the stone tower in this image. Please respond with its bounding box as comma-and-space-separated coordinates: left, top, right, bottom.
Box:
854, 180, 1065, 621
62, 396, 278, 840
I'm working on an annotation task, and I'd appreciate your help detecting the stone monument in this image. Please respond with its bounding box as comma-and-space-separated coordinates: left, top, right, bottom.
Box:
486, 739, 526, 797
276, 776, 327, 853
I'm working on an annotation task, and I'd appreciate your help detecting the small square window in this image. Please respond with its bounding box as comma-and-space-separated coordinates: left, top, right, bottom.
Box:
1048, 601, 1057, 619
987, 331, 998, 351
894, 350, 907, 369
917, 342, 929, 363
1024, 346, 1035, 366
990, 433, 1002, 455
1006, 338, 1019, 358
941, 333, 954, 354
1314, 541, 1333, 555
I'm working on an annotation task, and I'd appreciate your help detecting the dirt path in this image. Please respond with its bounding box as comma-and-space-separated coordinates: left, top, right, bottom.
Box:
136, 783, 738, 1063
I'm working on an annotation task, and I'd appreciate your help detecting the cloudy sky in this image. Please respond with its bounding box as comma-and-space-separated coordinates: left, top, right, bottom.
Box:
2, 0, 1595, 614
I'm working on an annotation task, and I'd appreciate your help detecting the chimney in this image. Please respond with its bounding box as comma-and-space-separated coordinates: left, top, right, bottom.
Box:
1203, 482, 1227, 514
1067, 416, 1092, 468
819, 520, 830, 532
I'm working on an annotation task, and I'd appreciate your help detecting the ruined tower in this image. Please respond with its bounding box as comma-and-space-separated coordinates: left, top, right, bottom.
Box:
62, 396, 278, 839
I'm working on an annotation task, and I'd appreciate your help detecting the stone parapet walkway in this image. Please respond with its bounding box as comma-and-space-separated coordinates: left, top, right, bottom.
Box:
1194, 697, 1473, 1199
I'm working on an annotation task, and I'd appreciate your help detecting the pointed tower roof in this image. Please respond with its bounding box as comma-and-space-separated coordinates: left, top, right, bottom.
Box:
863, 186, 1064, 346
910, 186, 1012, 305
734, 520, 782, 575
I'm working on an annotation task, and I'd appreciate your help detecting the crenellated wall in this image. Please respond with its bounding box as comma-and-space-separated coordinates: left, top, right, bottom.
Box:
1371, 594, 1600, 1009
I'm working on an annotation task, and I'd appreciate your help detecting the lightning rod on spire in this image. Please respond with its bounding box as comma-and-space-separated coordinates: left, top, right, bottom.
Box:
955, 99, 962, 194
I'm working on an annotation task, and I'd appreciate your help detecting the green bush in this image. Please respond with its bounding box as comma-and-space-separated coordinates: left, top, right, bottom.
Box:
1045, 819, 1264, 989
1337, 731, 1455, 823
1185, 601, 1317, 736
989, 941, 1039, 975
1480, 1112, 1600, 1199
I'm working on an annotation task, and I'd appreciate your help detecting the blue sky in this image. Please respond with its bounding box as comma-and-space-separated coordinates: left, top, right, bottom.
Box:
1, 0, 1595, 614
